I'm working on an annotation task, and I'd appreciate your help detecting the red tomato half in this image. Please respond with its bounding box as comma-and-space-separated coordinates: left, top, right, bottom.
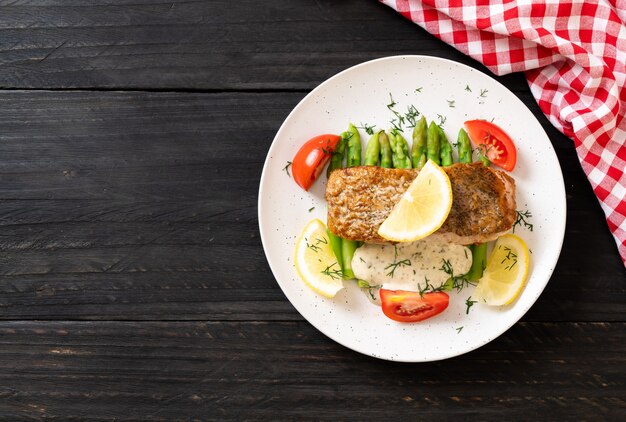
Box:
464, 120, 517, 171
379, 289, 449, 323
292, 134, 341, 190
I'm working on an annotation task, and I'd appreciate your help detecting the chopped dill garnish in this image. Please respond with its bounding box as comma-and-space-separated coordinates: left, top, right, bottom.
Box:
387, 93, 405, 133
359, 257, 366, 263
404, 105, 420, 128
418, 276, 449, 296
415, 87, 423, 93
437, 114, 447, 127
465, 85, 472, 92
447, 100, 456, 108
500, 246, 518, 271
456, 326, 464, 333
474, 142, 492, 165
385, 259, 411, 278
320, 137, 337, 154
390, 119, 403, 134
283, 161, 292, 177
513, 210, 534, 233
306, 242, 321, 253
465, 296, 477, 314
440, 258, 476, 293
321, 262, 344, 280
308, 206, 315, 212
306, 236, 327, 253
479, 88, 488, 97
357, 280, 380, 300
357, 123, 377, 135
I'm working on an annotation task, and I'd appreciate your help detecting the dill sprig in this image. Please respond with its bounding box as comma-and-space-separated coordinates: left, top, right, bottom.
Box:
479, 89, 488, 97
390, 120, 403, 134
305, 236, 327, 253
321, 262, 344, 280
440, 258, 476, 293
437, 114, 447, 127
385, 259, 411, 278
500, 246, 518, 271
357, 122, 377, 135
465, 296, 477, 314
320, 137, 338, 154
513, 210, 534, 233
387, 93, 406, 133
474, 141, 493, 165
415, 87, 423, 93
357, 279, 381, 300
404, 105, 420, 128
283, 161, 292, 177
465, 85, 472, 92
456, 326, 464, 333
418, 276, 449, 296
447, 99, 456, 108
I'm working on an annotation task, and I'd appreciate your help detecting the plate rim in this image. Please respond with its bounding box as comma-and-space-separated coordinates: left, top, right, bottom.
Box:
258, 54, 567, 362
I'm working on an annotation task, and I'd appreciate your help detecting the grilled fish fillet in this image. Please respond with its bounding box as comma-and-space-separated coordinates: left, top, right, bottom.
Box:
326, 163, 516, 245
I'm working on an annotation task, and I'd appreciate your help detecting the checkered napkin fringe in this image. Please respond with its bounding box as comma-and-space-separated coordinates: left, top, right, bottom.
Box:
381, 0, 626, 266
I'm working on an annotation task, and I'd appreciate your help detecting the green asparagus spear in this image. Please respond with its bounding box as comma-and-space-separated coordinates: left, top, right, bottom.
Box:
325, 131, 348, 270
477, 147, 491, 166
456, 128, 472, 164
390, 131, 412, 169
466, 243, 488, 281
346, 123, 361, 167
439, 126, 453, 167
342, 123, 361, 279
341, 240, 358, 279
326, 227, 342, 268
411, 116, 428, 169
426, 121, 441, 165
378, 131, 393, 168
455, 129, 487, 280
364, 131, 380, 166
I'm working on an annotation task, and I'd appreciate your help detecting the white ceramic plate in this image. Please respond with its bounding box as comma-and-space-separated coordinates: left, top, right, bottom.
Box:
258, 56, 566, 362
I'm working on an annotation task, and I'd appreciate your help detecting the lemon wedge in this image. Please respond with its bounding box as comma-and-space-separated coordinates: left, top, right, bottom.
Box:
294, 219, 344, 298
474, 234, 530, 306
377, 159, 453, 242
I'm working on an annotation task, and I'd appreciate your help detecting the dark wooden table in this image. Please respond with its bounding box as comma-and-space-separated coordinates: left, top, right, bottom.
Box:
0, 1, 624, 420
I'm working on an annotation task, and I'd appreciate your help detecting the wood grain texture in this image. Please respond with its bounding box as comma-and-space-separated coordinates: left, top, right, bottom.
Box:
0, 0, 529, 91
0, 90, 623, 323
0, 0, 625, 419
0, 321, 624, 420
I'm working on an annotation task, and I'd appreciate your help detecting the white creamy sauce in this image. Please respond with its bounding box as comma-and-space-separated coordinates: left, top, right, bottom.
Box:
352, 240, 472, 293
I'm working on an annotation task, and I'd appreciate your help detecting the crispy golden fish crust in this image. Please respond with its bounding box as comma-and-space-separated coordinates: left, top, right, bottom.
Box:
325, 163, 516, 244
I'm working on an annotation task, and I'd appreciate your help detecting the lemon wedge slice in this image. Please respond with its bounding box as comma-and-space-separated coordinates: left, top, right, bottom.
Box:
474, 234, 531, 306
377, 159, 453, 242
294, 219, 344, 298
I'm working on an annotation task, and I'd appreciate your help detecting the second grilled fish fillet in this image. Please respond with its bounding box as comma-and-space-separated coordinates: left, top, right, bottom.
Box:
326, 163, 516, 245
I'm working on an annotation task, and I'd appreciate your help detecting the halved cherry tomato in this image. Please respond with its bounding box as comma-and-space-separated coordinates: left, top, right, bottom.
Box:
464, 120, 517, 171
379, 289, 449, 323
292, 134, 341, 190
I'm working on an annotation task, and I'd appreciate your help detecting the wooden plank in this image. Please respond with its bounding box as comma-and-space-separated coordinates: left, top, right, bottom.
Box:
0, 321, 623, 419
0, 0, 531, 91
0, 90, 623, 322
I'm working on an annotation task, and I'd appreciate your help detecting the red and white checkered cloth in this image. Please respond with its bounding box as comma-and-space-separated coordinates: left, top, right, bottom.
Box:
381, 0, 626, 266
